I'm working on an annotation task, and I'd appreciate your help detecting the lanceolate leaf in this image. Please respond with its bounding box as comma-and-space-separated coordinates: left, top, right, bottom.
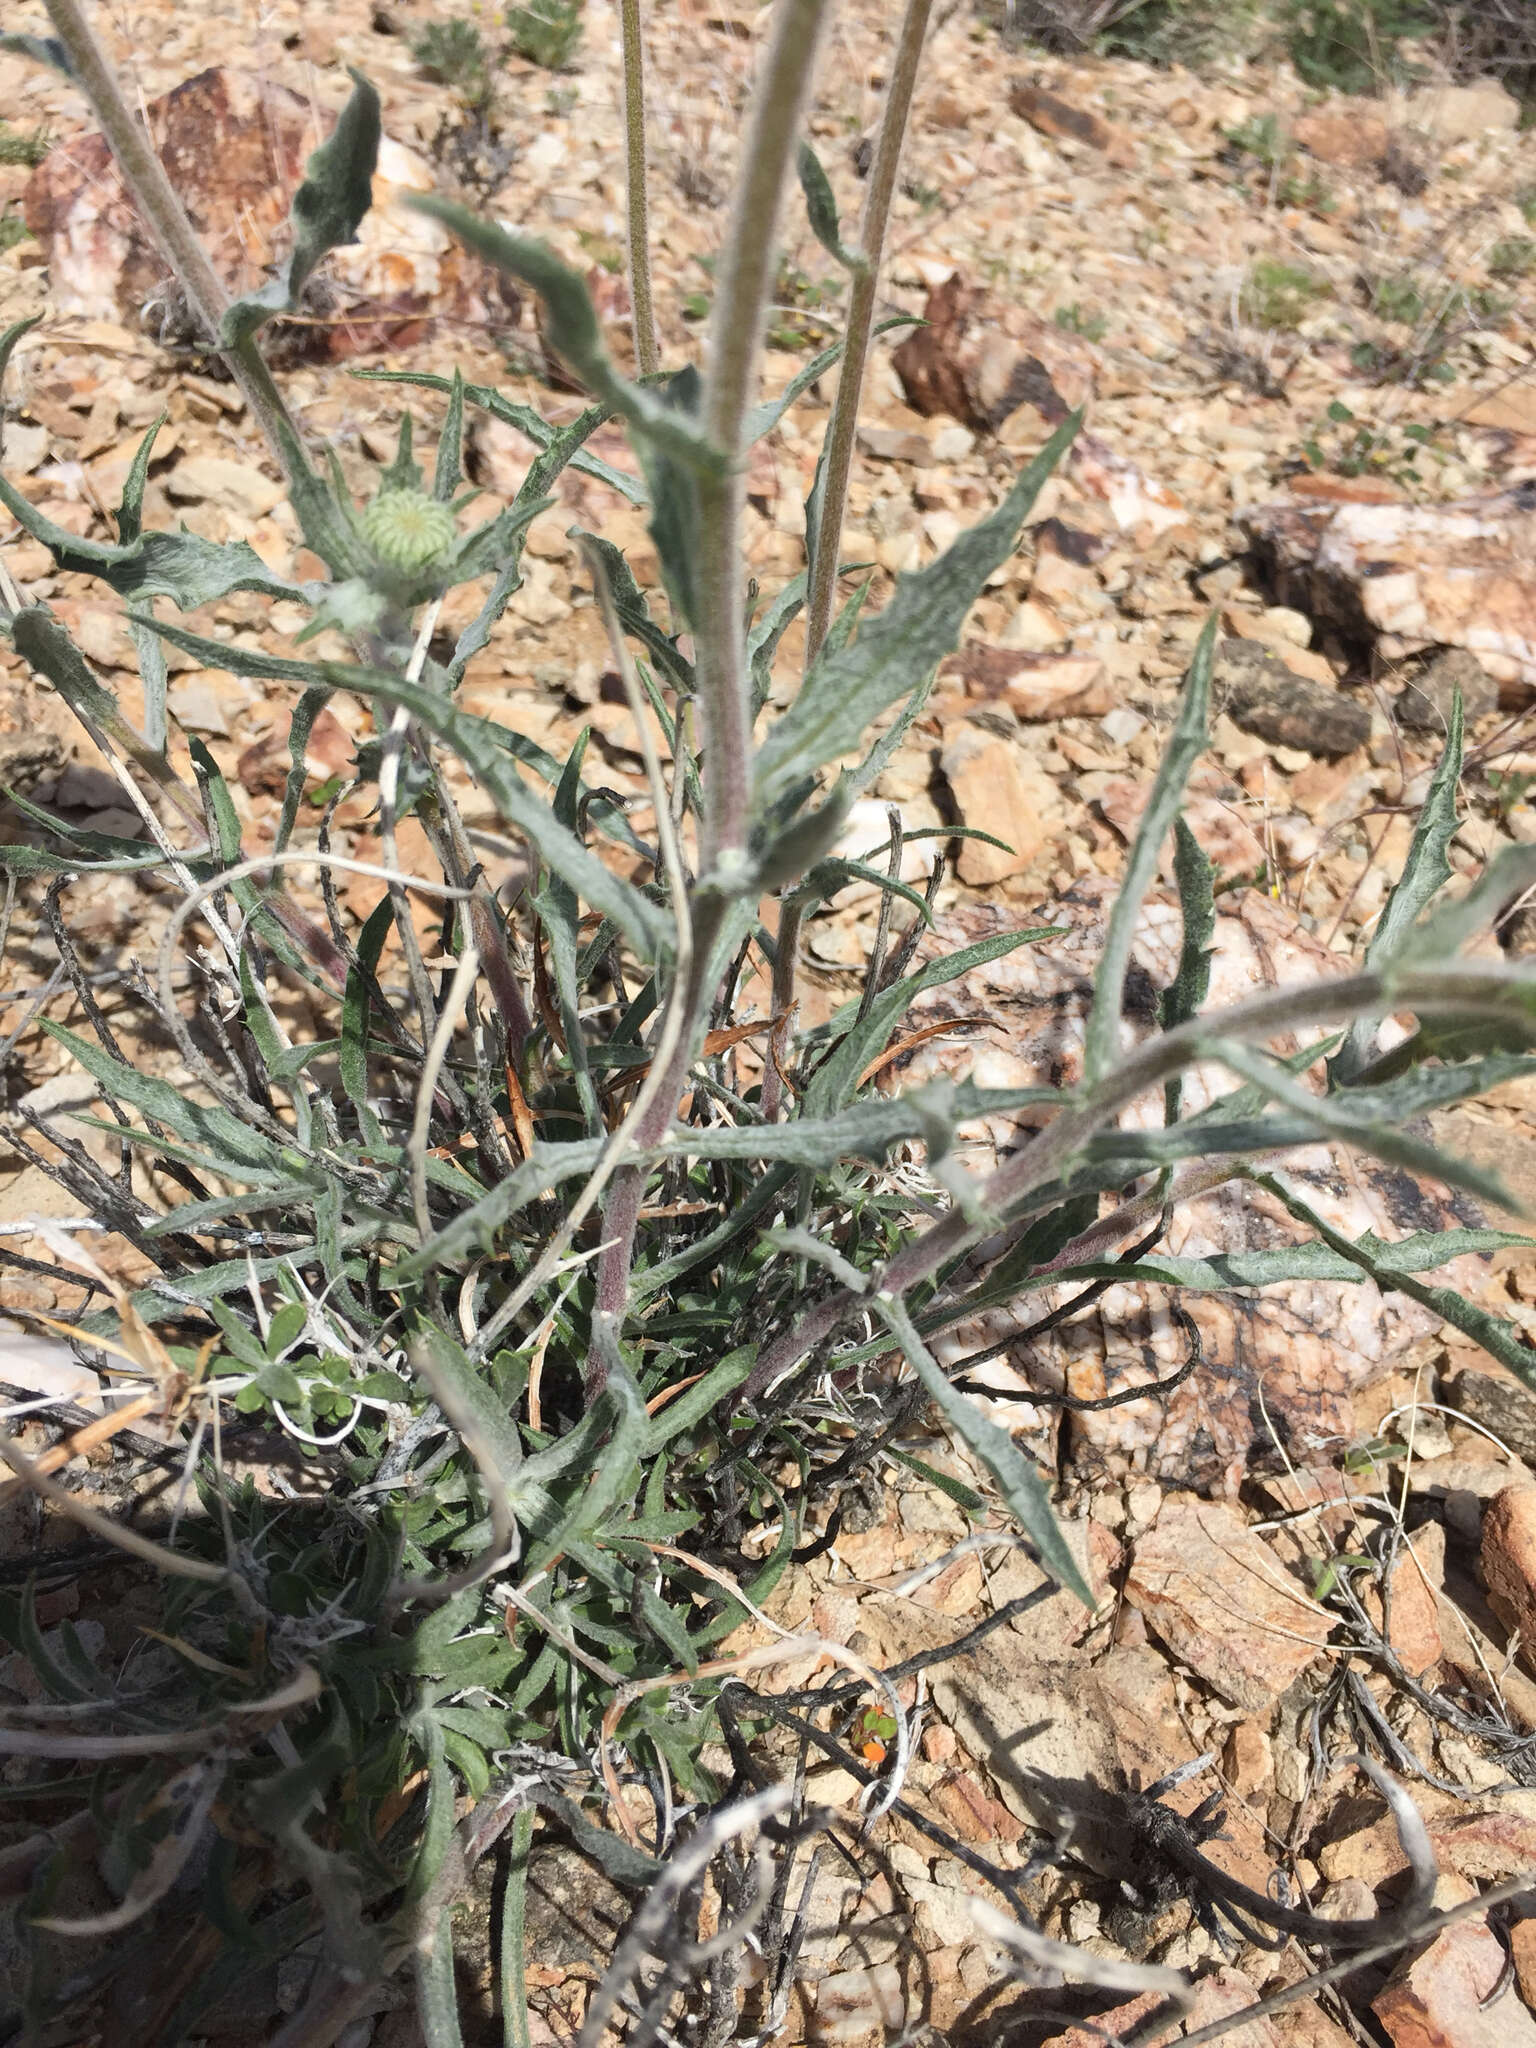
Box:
1083, 615, 1216, 1089
356, 370, 647, 506
876, 1293, 1092, 1606
1041, 1225, 1535, 1294
571, 529, 695, 692
394, 1141, 605, 1279
12, 609, 205, 830
797, 142, 864, 272
0, 475, 305, 608
1161, 815, 1216, 1126
41, 1022, 285, 1175
1333, 690, 1463, 1085
754, 412, 1081, 807
402, 198, 724, 481
1209, 1036, 1519, 1214
742, 315, 916, 446
222, 72, 381, 346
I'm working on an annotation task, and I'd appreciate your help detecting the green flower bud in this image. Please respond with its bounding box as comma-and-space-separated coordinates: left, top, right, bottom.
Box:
361, 488, 457, 575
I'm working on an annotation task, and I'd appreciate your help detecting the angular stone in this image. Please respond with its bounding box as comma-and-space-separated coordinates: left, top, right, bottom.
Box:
999, 598, 1068, 651
1444, 1367, 1536, 1462
939, 643, 1112, 720
1465, 386, 1536, 435
166, 456, 284, 521
1042, 1969, 1279, 2047
1216, 639, 1371, 757
1125, 1502, 1326, 1710
1375, 1920, 1536, 2048
1511, 1917, 1536, 2010
1366, 1522, 1444, 1678
1009, 83, 1138, 169
857, 424, 932, 463
940, 728, 1057, 883
1411, 81, 1522, 143
1481, 1485, 1536, 1655
23, 68, 520, 357
1293, 108, 1389, 171
1397, 648, 1500, 731
1241, 489, 1536, 696
1273, 2000, 1361, 2048
810, 1963, 906, 2046
893, 273, 1095, 434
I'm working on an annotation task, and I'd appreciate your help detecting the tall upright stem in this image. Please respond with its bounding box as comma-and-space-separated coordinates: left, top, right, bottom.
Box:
694, 0, 829, 873
619, 0, 659, 377
803, 0, 933, 667
584, 0, 830, 1388
42, 0, 311, 482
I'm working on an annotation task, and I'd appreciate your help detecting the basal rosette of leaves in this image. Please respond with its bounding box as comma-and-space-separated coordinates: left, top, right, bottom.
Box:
0, 24, 1534, 2048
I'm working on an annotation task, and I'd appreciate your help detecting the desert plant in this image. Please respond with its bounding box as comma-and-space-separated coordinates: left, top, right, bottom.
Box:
1053, 300, 1108, 339
1489, 235, 1536, 279
1241, 255, 1331, 329
410, 14, 519, 200
0, 119, 49, 167
505, 0, 584, 71
2, 0, 1535, 2042
1281, 0, 1437, 91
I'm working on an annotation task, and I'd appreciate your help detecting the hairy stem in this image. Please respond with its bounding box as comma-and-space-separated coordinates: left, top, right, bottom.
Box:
619, 0, 659, 377
804, 0, 933, 666
42, 0, 310, 480
759, 899, 803, 1123
575, 0, 831, 1387
695, 0, 829, 872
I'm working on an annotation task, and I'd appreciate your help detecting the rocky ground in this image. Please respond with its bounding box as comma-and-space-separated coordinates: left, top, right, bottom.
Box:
4, 0, 1536, 2043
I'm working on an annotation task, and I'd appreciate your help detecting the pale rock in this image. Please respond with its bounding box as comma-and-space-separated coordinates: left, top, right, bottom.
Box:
1465, 385, 1536, 434
940, 729, 1057, 883
810, 1963, 906, 2046
999, 598, 1067, 652
1243, 488, 1536, 696
1125, 1502, 1328, 1711
511, 557, 572, 627
1412, 81, 1522, 143
167, 456, 284, 521
1099, 707, 1144, 747
1316, 1877, 1377, 1922
1, 423, 48, 476
0, 1317, 101, 1408
940, 642, 1111, 720
858, 424, 931, 464
876, 530, 921, 576
167, 676, 232, 736
1481, 1484, 1536, 1658
1223, 1718, 1273, 1797
1256, 605, 1315, 649
931, 423, 975, 463
827, 797, 941, 908
1375, 1919, 1536, 2048
522, 509, 574, 561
